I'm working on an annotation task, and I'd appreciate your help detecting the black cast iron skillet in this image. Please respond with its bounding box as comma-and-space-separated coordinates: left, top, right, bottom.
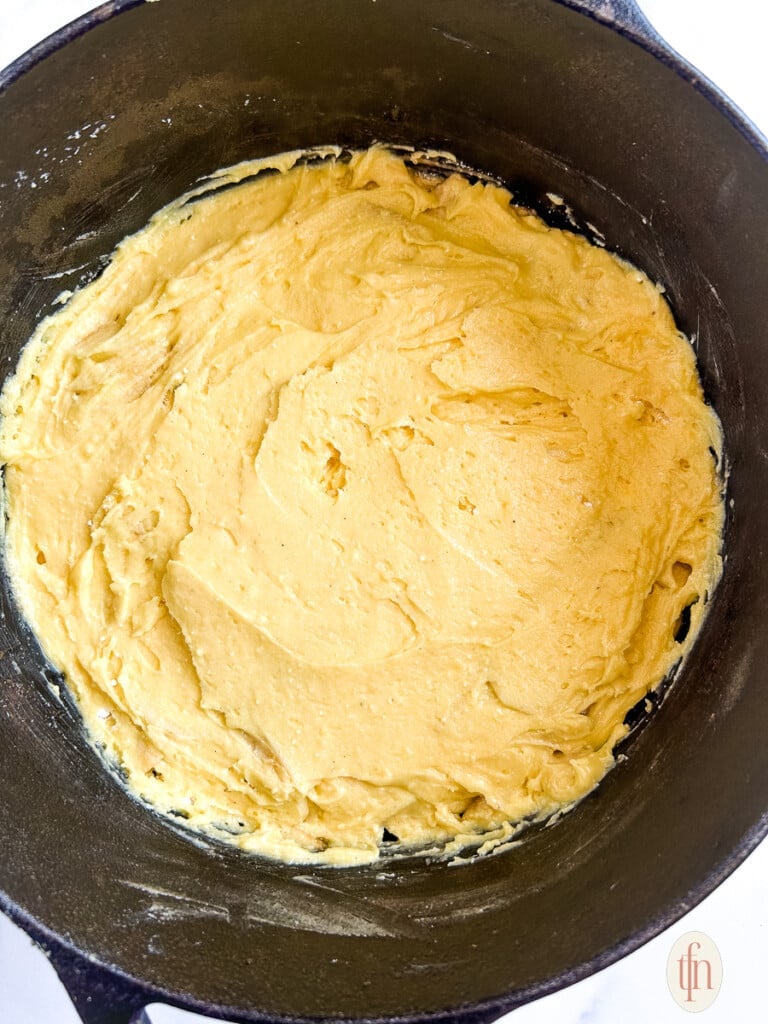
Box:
0, 1, 766, 1022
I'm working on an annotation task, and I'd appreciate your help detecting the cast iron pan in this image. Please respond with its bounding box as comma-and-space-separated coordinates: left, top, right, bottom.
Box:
0, 1, 767, 1022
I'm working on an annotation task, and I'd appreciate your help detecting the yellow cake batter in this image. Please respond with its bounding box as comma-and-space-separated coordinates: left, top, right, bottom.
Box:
0, 147, 723, 864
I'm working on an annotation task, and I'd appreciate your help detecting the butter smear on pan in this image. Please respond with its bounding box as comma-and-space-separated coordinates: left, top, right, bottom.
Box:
0, 147, 724, 864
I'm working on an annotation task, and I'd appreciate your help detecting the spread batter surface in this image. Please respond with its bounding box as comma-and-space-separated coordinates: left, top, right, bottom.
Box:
0, 148, 723, 864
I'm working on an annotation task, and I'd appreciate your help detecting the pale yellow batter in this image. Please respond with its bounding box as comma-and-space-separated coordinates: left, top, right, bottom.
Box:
0, 147, 723, 864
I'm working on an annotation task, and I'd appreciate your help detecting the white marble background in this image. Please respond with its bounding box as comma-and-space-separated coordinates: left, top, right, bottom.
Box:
0, 1, 766, 1021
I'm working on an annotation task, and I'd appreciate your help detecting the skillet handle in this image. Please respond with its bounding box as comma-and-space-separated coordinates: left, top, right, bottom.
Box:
41, 935, 150, 1024
566, 0, 663, 44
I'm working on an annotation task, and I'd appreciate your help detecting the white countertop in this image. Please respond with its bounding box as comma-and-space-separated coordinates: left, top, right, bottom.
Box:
0, 1, 766, 1021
